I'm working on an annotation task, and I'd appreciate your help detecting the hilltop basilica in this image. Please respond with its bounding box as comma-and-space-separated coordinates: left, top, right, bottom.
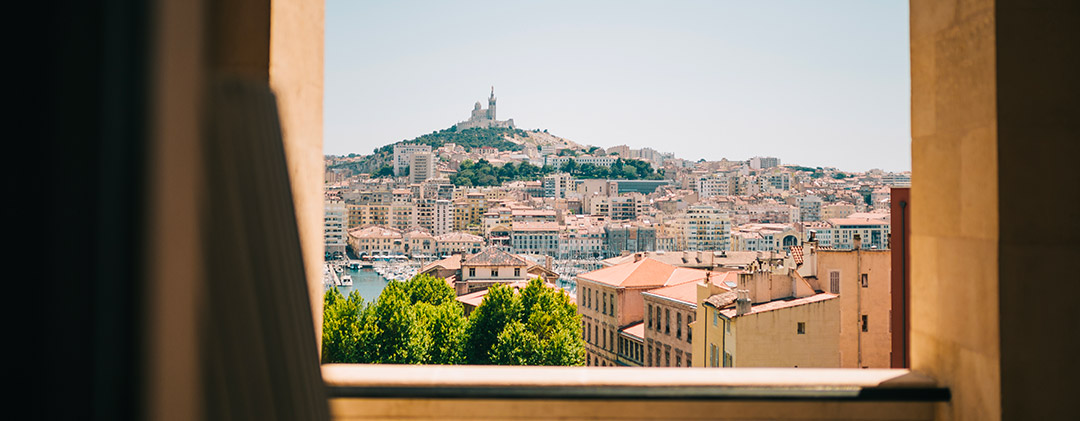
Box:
456, 87, 515, 130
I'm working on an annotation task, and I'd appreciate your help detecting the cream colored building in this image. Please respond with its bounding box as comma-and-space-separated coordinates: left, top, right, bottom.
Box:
457, 247, 533, 295
693, 282, 840, 368
575, 257, 710, 367
730, 223, 800, 252
409, 151, 435, 184
641, 272, 739, 367
389, 189, 414, 232
434, 232, 484, 256
822, 202, 857, 220
324, 199, 347, 255
672, 205, 732, 251
815, 247, 892, 368
347, 226, 403, 256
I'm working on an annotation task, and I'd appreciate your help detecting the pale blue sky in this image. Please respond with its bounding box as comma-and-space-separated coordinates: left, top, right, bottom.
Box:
325, 0, 910, 172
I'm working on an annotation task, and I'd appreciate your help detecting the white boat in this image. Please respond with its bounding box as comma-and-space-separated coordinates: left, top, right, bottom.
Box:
340, 275, 352, 286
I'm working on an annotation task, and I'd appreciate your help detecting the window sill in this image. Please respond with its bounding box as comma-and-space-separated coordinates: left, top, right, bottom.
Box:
324, 365, 947, 420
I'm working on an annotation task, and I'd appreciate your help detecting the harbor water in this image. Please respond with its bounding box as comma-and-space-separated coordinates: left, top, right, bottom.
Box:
326, 267, 390, 302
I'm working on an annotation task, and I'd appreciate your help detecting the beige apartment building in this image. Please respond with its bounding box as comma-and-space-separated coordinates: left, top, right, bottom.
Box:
453, 192, 488, 233
347, 226, 403, 256
457, 247, 532, 295
815, 244, 892, 368
389, 189, 414, 232
693, 286, 840, 368
640, 272, 739, 367
575, 257, 710, 366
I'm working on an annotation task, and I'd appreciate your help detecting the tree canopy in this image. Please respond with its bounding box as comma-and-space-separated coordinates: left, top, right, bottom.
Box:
322, 276, 583, 366
374, 126, 528, 155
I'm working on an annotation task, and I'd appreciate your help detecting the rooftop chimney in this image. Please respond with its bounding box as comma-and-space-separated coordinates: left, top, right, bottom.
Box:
633, 253, 642, 263
853, 234, 862, 250
735, 289, 751, 316
545, 255, 553, 270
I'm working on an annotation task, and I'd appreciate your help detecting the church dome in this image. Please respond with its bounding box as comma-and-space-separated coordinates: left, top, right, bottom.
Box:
474, 102, 482, 110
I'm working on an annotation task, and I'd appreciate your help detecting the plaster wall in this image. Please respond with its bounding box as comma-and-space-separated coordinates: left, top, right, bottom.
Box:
269, 0, 325, 351
818, 250, 892, 368
731, 298, 840, 368
909, 0, 1000, 419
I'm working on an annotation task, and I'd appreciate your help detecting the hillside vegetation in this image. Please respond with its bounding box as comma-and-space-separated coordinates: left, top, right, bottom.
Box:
375, 126, 529, 154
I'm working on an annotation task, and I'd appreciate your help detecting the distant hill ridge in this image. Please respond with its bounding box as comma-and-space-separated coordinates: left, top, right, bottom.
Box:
330, 126, 586, 174
375, 126, 584, 155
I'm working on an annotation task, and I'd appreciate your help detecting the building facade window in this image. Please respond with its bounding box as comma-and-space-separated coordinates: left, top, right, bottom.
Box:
829, 270, 840, 294
514, 267, 520, 277
647, 305, 653, 329
469, 267, 476, 277
862, 315, 869, 332
665, 309, 671, 334
676, 312, 682, 339
798, 322, 806, 334
861, 273, 868, 287
491, 268, 498, 277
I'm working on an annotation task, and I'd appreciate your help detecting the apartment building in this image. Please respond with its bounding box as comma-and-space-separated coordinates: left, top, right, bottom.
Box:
324, 199, 347, 255
409, 151, 435, 184
393, 143, 431, 177
346, 226, 403, 256
457, 247, 533, 295
453, 192, 488, 233
815, 245, 892, 368
814, 218, 891, 250
796, 195, 823, 222
730, 223, 800, 252
694, 287, 840, 368
589, 193, 644, 220
641, 272, 739, 368
542, 172, 573, 199
575, 257, 711, 366
674, 205, 732, 251
822, 202, 857, 220
604, 224, 657, 258
509, 221, 560, 257
433, 232, 484, 256
389, 189, 414, 232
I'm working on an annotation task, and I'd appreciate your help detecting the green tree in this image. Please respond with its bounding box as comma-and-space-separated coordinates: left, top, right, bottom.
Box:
464, 284, 521, 364
322, 289, 365, 363
374, 165, 394, 178
491, 321, 541, 365
360, 283, 430, 364
404, 273, 455, 306
416, 301, 467, 364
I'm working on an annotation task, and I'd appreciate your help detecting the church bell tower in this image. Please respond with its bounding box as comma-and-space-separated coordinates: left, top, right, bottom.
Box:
487, 86, 496, 120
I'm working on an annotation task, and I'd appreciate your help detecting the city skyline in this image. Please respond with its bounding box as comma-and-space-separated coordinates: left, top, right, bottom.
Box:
325, 0, 911, 172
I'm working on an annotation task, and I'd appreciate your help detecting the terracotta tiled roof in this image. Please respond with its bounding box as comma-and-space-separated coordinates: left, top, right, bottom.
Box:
434, 232, 483, 242
646, 271, 738, 305
704, 291, 738, 309
421, 255, 462, 273
348, 226, 402, 239
827, 217, 891, 226
511, 221, 560, 231
620, 322, 645, 340
463, 247, 530, 267
718, 293, 838, 318
790, 245, 804, 265
578, 258, 708, 289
